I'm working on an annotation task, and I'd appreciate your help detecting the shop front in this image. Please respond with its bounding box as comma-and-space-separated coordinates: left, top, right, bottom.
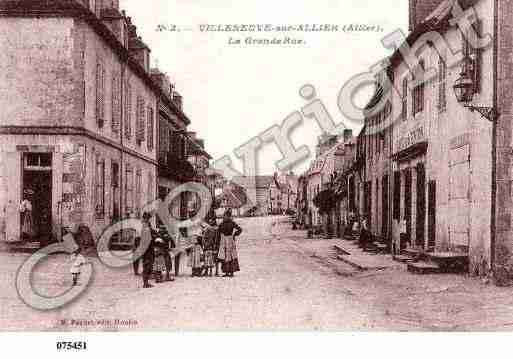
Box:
392, 125, 428, 251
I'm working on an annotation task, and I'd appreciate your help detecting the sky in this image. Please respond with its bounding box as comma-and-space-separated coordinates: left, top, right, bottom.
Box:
120, 0, 408, 176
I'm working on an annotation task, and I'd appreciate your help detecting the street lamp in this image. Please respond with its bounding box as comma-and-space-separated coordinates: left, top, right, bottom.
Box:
453, 65, 497, 122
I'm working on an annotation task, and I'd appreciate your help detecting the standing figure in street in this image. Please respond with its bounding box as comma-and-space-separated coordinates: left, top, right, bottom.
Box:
70, 246, 87, 286
217, 209, 242, 278
158, 225, 175, 282
201, 221, 218, 277
359, 216, 370, 249
153, 238, 167, 283
190, 236, 204, 277
20, 195, 34, 241
141, 212, 156, 289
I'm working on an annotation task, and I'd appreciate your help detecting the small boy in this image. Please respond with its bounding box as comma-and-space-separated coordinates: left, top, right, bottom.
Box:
70, 247, 86, 286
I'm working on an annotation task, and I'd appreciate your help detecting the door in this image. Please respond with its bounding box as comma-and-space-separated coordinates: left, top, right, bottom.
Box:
404, 168, 412, 243
111, 162, 120, 223
23, 170, 52, 240
449, 145, 471, 251
416, 163, 426, 247
382, 175, 389, 240
428, 180, 436, 249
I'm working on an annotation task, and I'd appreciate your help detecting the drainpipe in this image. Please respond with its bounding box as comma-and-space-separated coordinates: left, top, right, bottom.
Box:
490, 0, 498, 278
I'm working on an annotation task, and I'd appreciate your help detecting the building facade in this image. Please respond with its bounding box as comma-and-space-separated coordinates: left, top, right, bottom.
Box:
0, 1, 163, 245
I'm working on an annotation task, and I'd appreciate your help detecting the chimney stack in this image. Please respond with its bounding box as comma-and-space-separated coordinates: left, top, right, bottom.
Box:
173, 92, 183, 111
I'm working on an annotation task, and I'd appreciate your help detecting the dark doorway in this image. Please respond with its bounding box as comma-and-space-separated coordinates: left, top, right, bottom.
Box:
23, 170, 52, 241
428, 180, 436, 250
416, 163, 426, 247
382, 175, 389, 241
404, 169, 412, 243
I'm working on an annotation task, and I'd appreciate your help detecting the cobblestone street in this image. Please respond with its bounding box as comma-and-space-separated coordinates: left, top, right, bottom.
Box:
2, 216, 513, 331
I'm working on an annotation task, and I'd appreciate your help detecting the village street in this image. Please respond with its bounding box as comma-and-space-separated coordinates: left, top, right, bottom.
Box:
2, 216, 513, 331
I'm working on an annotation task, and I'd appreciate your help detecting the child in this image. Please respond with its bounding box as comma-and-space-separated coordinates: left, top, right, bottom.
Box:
202, 222, 217, 277
70, 247, 87, 286
190, 236, 204, 277
153, 238, 167, 283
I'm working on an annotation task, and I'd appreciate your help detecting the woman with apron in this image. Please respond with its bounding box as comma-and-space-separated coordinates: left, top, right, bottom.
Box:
217, 209, 242, 277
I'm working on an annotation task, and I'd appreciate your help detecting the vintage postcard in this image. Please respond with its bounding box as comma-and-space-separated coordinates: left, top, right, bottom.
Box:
1, 0, 513, 349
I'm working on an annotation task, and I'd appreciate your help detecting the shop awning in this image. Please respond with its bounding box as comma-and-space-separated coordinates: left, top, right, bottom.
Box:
392, 141, 428, 163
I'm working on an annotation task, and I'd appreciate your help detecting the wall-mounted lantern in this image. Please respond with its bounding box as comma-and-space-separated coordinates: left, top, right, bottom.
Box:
453, 59, 497, 122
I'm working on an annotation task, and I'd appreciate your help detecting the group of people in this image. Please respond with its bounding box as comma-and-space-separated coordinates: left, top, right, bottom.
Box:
136, 208, 243, 289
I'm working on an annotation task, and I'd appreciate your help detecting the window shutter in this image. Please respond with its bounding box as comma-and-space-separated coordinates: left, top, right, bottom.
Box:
125, 82, 132, 140
112, 73, 121, 135
136, 96, 146, 144
147, 106, 154, 151
96, 62, 105, 127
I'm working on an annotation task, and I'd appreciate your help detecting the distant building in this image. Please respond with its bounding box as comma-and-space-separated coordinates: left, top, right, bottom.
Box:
232, 176, 274, 216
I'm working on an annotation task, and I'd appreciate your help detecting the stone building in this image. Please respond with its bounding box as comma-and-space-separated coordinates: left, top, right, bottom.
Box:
151, 68, 194, 220
0, 1, 163, 245
359, 68, 394, 244
354, 0, 513, 283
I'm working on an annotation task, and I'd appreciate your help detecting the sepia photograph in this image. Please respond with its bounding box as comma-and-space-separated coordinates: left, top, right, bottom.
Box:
1, 1, 513, 351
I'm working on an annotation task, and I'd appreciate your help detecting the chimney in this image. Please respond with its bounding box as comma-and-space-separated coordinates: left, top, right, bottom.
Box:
409, 0, 445, 31
150, 68, 171, 96
173, 92, 183, 111
100, 3, 125, 46
343, 129, 353, 142
128, 35, 151, 73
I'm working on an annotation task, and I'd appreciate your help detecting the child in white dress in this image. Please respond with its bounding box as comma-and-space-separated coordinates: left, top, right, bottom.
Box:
70, 248, 87, 286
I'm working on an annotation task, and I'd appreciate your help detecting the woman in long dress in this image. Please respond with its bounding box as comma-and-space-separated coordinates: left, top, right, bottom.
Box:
217, 209, 242, 277
20, 197, 34, 240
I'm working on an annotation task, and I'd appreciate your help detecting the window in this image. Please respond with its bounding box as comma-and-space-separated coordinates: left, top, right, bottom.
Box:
96, 61, 105, 127
136, 96, 146, 145
112, 73, 121, 135
125, 82, 132, 139
125, 165, 133, 213
462, 20, 482, 94
401, 78, 408, 120
94, 156, 105, 218
412, 60, 425, 115
412, 82, 424, 115
147, 106, 154, 151
438, 56, 447, 113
